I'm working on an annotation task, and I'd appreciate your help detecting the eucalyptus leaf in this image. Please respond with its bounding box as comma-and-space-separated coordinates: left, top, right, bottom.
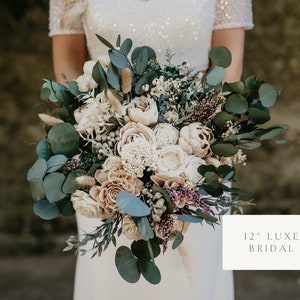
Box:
241, 142, 262, 150
205, 171, 220, 189
275, 139, 288, 145
52, 108, 72, 123
27, 158, 47, 181
213, 111, 234, 128
67, 80, 81, 96
206, 66, 225, 86
62, 169, 86, 194
211, 143, 238, 157
248, 106, 270, 124
136, 217, 154, 241
217, 165, 235, 179
135, 70, 158, 95
260, 126, 289, 140
222, 81, 244, 94
138, 258, 161, 285
172, 233, 184, 249
116, 191, 150, 217
259, 83, 277, 107
116, 34, 121, 47
57, 198, 75, 216
36, 139, 50, 160
178, 214, 203, 223
92, 61, 107, 88
209, 46, 232, 68
107, 63, 121, 90
115, 246, 140, 283
245, 75, 259, 90
29, 179, 45, 201
135, 47, 149, 75
131, 46, 156, 62
202, 184, 224, 197
197, 164, 216, 176
44, 172, 66, 203
131, 239, 161, 259
47, 154, 68, 173
109, 49, 129, 69
195, 210, 219, 223
120, 38, 133, 56
33, 199, 59, 220
48, 122, 80, 157
96, 34, 115, 49
225, 94, 248, 114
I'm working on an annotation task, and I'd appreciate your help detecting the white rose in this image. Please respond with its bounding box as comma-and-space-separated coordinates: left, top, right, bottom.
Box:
128, 96, 158, 126
83, 60, 96, 75
76, 60, 97, 92
157, 145, 187, 177
184, 155, 206, 184
71, 190, 102, 218
178, 122, 214, 158
153, 123, 179, 149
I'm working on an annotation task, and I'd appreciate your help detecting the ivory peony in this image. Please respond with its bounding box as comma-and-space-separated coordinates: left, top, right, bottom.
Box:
178, 122, 214, 158
128, 96, 158, 126
153, 123, 179, 149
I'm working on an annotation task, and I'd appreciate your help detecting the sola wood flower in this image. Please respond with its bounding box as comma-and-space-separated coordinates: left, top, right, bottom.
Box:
122, 216, 142, 241
89, 170, 143, 219
128, 96, 159, 126
117, 121, 156, 153
178, 122, 214, 158
71, 190, 102, 218
153, 123, 179, 149
157, 145, 187, 177
74, 92, 111, 141
76, 60, 97, 92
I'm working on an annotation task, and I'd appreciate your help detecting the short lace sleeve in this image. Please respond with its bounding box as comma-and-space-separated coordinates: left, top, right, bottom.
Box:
213, 0, 254, 30
49, 0, 84, 36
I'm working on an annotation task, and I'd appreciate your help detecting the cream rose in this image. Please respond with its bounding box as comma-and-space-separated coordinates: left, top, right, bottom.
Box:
178, 122, 214, 158
117, 121, 156, 153
128, 96, 158, 126
184, 156, 206, 185
153, 123, 179, 149
76, 60, 97, 92
157, 145, 187, 177
71, 190, 102, 218
89, 170, 143, 219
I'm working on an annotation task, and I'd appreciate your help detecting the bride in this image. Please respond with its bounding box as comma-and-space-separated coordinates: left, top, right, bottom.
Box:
49, 1, 253, 299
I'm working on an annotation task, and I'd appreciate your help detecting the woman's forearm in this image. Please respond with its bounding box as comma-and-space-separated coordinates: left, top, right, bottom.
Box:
52, 34, 87, 82
211, 28, 245, 83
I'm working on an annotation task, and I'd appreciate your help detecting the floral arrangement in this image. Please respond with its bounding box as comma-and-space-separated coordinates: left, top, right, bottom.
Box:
27, 35, 288, 284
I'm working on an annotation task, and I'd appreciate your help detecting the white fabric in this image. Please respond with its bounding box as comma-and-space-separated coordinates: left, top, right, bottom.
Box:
48, 1, 253, 299
49, 0, 253, 71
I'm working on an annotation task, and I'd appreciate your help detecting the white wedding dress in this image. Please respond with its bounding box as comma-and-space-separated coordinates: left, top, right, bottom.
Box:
49, 1, 253, 299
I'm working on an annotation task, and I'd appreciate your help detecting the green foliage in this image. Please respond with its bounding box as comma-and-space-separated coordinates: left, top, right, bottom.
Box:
47, 122, 80, 157
44, 173, 66, 203
115, 246, 141, 283
33, 199, 59, 221
116, 191, 151, 217
209, 46, 232, 68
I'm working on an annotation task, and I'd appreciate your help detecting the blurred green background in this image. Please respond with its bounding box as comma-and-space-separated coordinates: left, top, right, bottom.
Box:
0, 0, 299, 299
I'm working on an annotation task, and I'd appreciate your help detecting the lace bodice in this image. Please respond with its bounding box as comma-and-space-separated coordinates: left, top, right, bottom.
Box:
49, 0, 253, 70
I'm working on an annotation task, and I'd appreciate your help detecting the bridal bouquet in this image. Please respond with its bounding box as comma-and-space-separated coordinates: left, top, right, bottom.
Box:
27, 35, 288, 284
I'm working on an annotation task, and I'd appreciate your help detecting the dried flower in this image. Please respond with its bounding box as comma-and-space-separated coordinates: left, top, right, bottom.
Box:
178, 122, 214, 158
71, 190, 102, 218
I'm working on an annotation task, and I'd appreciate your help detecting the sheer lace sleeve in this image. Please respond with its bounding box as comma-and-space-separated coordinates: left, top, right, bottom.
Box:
213, 0, 254, 30
49, 0, 84, 36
